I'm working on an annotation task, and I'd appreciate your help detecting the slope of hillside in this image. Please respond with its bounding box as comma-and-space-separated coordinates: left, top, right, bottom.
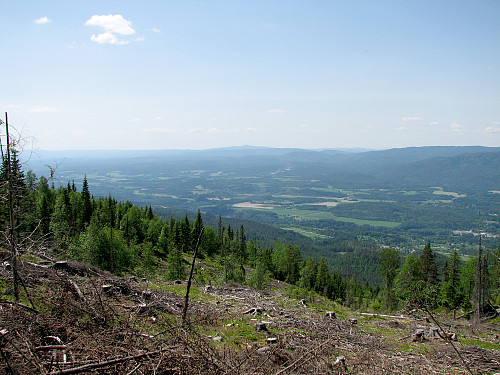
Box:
383, 151, 500, 191
1, 254, 499, 374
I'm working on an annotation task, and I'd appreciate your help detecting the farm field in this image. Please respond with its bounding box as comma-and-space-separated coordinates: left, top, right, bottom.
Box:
26, 146, 500, 259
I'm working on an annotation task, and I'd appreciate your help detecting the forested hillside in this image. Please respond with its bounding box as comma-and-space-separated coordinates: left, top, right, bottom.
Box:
4, 147, 500, 313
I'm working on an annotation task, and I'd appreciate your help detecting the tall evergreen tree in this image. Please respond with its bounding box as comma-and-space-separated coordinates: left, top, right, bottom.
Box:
180, 214, 191, 251
441, 250, 463, 312
315, 258, 330, 296
420, 243, 438, 285
379, 248, 400, 310
80, 176, 92, 229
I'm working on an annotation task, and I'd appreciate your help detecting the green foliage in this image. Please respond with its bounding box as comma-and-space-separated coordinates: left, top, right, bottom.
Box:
247, 259, 270, 290
4, 157, 498, 316
166, 247, 184, 280
440, 249, 463, 310
379, 248, 400, 310
272, 241, 301, 284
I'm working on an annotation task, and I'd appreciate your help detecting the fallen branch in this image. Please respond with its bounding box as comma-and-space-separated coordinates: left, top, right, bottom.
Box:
0, 297, 39, 314
274, 338, 333, 375
359, 312, 406, 319
48, 346, 179, 375
422, 306, 473, 375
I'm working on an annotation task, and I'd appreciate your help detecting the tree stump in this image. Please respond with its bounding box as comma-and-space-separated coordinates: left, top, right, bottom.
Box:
324, 311, 336, 319
412, 329, 426, 342
142, 290, 153, 301
429, 327, 440, 339
102, 284, 113, 295
255, 322, 268, 332
243, 307, 263, 315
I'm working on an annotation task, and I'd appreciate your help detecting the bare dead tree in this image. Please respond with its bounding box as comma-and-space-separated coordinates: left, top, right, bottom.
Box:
3, 112, 20, 301
473, 212, 489, 325
182, 226, 204, 324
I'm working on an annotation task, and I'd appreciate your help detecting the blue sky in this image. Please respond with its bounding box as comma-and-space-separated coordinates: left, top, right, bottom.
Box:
1, 1, 499, 150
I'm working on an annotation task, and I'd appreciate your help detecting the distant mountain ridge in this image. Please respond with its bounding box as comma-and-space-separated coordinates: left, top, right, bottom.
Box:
27, 145, 500, 192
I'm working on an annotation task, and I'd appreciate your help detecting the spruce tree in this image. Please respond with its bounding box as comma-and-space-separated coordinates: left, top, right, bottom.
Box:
441, 250, 463, 313
80, 176, 92, 229
379, 248, 400, 310
420, 242, 438, 285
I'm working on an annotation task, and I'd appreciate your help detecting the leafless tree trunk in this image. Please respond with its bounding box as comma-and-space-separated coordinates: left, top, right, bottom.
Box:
4, 112, 20, 301
182, 226, 204, 324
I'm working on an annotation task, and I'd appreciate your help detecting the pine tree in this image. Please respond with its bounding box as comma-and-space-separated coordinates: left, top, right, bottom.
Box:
299, 257, 317, 290
180, 215, 190, 251
441, 250, 463, 312
420, 243, 438, 285
379, 248, 400, 310
166, 247, 184, 280
315, 258, 330, 296
80, 176, 92, 229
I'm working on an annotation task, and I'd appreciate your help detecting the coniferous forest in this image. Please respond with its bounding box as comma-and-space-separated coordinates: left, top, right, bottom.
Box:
2, 145, 499, 314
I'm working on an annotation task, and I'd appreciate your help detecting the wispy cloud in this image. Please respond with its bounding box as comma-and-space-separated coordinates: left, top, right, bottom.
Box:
29, 105, 57, 112
129, 118, 141, 122
151, 28, 160, 33
428, 121, 439, 126
402, 116, 423, 122
85, 14, 136, 45
266, 109, 285, 114
395, 126, 407, 131
207, 128, 222, 133
73, 130, 88, 136
142, 127, 179, 134
4, 104, 21, 109
450, 122, 464, 132
33, 16, 51, 24
485, 125, 500, 133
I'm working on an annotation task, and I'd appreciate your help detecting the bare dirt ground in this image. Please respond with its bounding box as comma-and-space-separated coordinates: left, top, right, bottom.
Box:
0, 257, 499, 374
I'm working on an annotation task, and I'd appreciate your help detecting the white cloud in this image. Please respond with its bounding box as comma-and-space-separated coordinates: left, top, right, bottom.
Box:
86, 14, 136, 45
485, 125, 500, 133
266, 109, 285, 114
135, 36, 145, 42
154, 116, 163, 121
402, 116, 423, 122
429, 121, 439, 126
85, 15, 135, 35
29, 105, 57, 112
395, 126, 407, 131
33, 16, 51, 24
73, 130, 88, 136
151, 28, 160, 33
450, 123, 464, 132
90, 31, 129, 45
4, 104, 21, 109
129, 117, 141, 122
189, 128, 203, 133
142, 127, 179, 134
208, 127, 224, 133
